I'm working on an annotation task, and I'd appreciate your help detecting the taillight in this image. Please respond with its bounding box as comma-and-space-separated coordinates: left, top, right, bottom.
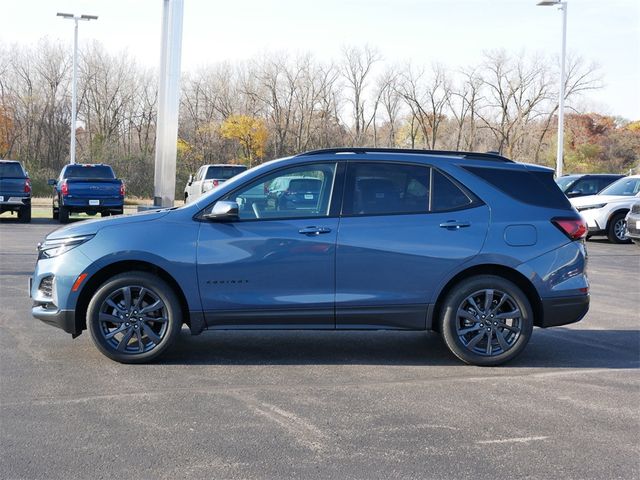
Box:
552, 217, 588, 240
24, 178, 31, 194
61, 180, 69, 196
213, 179, 219, 187
120, 183, 125, 196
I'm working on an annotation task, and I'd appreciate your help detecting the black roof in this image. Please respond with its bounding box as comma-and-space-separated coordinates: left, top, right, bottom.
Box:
296, 148, 514, 163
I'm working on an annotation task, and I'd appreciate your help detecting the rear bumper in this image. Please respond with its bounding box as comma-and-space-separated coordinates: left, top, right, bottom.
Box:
0, 196, 30, 211
32, 306, 80, 336
540, 294, 590, 328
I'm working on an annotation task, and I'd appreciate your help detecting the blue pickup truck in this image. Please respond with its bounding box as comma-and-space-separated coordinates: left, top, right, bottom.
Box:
49, 164, 125, 223
0, 160, 31, 222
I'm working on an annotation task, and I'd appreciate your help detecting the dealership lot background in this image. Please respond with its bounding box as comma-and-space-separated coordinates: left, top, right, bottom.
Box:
1, 219, 638, 479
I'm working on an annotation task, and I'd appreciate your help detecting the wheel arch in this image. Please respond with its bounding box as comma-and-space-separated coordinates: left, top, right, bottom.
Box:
431, 264, 543, 331
75, 260, 192, 334
606, 208, 630, 230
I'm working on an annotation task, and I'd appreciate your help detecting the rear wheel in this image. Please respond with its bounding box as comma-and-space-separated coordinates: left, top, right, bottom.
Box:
18, 205, 31, 223
440, 275, 534, 366
58, 206, 69, 223
87, 272, 182, 363
607, 212, 631, 244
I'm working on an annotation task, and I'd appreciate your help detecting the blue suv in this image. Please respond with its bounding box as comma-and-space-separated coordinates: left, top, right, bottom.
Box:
30, 149, 590, 365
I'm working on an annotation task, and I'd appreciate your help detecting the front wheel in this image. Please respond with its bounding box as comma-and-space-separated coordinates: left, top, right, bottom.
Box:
440, 275, 534, 366
607, 213, 631, 244
87, 272, 183, 363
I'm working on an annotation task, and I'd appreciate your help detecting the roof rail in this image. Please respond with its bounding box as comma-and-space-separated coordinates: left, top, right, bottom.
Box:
296, 147, 514, 163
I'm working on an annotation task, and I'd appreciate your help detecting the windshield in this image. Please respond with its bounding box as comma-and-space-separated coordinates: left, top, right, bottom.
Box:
206, 166, 247, 180
555, 176, 578, 191
63, 165, 115, 179
599, 177, 640, 196
0, 163, 26, 178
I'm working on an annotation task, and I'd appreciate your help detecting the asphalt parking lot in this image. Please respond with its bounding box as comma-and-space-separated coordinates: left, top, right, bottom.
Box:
1, 218, 639, 480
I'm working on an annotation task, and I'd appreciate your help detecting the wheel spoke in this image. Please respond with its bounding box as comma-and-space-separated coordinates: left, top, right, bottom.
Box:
466, 330, 486, 349
141, 322, 162, 344
116, 328, 134, 352
498, 323, 521, 333
458, 324, 483, 336
494, 308, 520, 320
457, 309, 478, 322
483, 289, 494, 313
489, 295, 507, 315
495, 329, 510, 351
99, 312, 127, 324
136, 329, 144, 352
105, 298, 126, 313
141, 315, 167, 324
133, 288, 148, 310
104, 324, 128, 340
122, 287, 133, 311
139, 300, 163, 315
485, 329, 493, 355
467, 296, 483, 314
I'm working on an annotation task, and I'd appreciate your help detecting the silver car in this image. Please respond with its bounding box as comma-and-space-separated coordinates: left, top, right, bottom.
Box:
184, 164, 247, 203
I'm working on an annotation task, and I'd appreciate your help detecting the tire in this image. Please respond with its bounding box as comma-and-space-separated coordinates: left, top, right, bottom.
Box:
439, 275, 534, 366
101, 211, 110, 217
59, 206, 69, 224
18, 205, 31, 223
52, 207, 59, 220
87, 271, 182, 363
607, 212, 631, 244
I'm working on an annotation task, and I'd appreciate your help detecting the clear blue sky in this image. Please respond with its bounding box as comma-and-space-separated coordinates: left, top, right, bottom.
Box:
2, 0, 639, 119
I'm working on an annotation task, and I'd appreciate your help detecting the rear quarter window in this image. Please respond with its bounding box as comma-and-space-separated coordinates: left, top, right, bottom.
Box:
463, 166, 572, 209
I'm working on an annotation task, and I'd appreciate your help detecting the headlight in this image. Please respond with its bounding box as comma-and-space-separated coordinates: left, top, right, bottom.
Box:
576, 203, 607, 212
37, 234, 95, 259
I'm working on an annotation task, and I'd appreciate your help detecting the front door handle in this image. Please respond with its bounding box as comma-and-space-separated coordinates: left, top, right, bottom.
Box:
299, 226, 332, 236
439, 220, 471, 230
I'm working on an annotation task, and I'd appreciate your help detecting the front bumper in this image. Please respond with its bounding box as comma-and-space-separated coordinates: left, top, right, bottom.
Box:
540, 294, 590, 328
32, 306, 80, 336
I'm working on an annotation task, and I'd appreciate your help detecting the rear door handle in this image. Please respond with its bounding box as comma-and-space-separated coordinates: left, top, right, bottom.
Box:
439, 220, 471, 230
299, 226, 332, 235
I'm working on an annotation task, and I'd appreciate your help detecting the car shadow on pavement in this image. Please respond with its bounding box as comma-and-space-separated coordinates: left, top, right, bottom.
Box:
160, 328, 640, 368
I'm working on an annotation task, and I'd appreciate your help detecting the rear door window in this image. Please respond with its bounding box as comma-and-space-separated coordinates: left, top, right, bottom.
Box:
430, 170, 474, 211
342, 163, 430, 216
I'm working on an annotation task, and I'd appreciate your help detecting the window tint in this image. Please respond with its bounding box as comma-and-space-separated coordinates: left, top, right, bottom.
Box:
431, 170, 473, 211
599, 177, 640, 196
572, 178, 602, 196
220, 163, 336, 220
0, 163, 26, 178
63, 165, 115, 179
206, 166, 247, 180
343, 163, 430, 216
463, 166, 572, 209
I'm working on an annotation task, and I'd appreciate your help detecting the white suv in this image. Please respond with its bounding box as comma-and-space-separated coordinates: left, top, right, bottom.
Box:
184, 164, 247, 203
571, 175, 640, 243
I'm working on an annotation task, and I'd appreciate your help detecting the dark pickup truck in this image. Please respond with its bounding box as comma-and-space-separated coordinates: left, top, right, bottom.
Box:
49, 164, 125, 223
0, 160, 31, 222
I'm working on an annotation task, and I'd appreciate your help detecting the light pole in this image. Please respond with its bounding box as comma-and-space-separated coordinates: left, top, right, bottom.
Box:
57, 12, 98, 165
537, 0, 567, 177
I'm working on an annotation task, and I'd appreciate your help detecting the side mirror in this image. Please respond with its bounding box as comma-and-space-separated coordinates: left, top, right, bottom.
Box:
203, 201, 239, 222
47, 179, 56, 186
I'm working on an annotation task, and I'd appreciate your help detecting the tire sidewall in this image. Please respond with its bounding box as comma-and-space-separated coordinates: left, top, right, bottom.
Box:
608, 213, 630, 244
440, 275, 534, 366
87, 272, 182, 363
